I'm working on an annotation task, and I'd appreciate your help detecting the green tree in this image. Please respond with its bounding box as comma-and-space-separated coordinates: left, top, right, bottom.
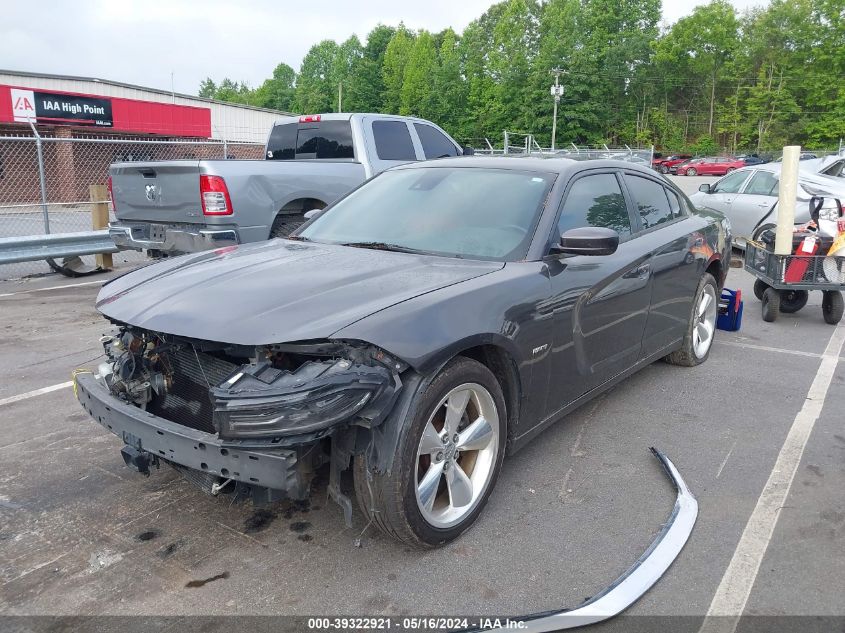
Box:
334, 35, 363, 112
529, 0, 579, 146
295, 40, 340, 113
382, 26, 415, 114
198, 78, 217, 98
487, 0, 540, 137
432, 28, 467, 139
400, 30, 439, 118
654, 0, 739, 138
252, 63, 297, 112
344, 24, 395, 112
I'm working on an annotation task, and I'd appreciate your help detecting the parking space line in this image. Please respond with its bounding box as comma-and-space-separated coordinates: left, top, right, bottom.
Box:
716, 339, 845, 361
0, 279, 106, 298
701, 325, 845, 632
0, 381, 73, 407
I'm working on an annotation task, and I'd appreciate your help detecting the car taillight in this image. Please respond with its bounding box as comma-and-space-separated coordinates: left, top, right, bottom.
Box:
107, 175, 117, 212
200, 175, 233, 215
299, 114, 321, 123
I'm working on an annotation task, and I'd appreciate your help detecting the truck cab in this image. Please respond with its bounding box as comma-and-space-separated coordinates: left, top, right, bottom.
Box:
108, 113, 466, 256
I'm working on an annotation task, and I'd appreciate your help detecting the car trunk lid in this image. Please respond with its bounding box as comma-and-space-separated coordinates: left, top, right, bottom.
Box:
110, 161, 205, 223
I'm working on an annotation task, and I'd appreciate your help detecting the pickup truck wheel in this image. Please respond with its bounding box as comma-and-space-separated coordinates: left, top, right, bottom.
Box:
353, 357, 505, 548
269, 213, 306, 238
664, 273, 718, 366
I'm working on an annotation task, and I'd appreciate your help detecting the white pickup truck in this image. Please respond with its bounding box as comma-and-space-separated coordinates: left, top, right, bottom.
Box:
108, 113, 470, 256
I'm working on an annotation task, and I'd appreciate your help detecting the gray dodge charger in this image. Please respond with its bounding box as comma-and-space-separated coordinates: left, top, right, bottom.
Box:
75, 157, 730, 548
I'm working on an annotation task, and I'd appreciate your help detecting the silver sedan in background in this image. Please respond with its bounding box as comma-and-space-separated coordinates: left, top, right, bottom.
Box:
689, 163, 845, 248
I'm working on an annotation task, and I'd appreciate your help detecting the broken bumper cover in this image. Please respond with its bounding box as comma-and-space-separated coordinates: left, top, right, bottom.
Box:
471, 448, 698, 632
109, 222, 239, 253
74, 372, 305, 495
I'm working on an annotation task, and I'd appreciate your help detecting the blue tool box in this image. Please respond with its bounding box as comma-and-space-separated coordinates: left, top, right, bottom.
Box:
717, 288, 743, 331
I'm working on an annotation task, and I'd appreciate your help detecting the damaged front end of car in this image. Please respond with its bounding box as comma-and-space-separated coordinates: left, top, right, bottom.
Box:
75, 326, 405, 521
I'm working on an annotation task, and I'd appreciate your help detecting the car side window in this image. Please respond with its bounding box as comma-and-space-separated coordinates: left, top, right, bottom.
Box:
666, 188, 682, 218
744, 171, 779, 196
711, 170, 749, 194
372, 121, 417, 161
821, 160, 844, 178
414, 124, 459, 159
624, 175, 674, 229
557, 173, 632, 238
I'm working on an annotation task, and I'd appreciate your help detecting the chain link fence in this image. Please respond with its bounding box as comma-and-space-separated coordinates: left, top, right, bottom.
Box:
0, 127, 264, 279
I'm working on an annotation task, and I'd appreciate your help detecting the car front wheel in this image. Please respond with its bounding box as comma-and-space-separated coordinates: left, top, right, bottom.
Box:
353, 357, 506, 548
665, 273, 718, 366
686, 167, 697, 176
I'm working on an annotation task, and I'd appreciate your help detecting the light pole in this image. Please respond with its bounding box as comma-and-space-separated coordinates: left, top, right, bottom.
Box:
550, 68, 565, 151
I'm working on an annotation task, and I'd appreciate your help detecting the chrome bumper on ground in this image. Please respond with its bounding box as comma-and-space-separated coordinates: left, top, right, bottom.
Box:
74, 372, 304, 495
109, 222, 238, 253
475, 448, 699, 632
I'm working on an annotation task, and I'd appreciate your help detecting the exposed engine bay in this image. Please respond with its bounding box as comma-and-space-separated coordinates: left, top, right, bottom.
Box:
98, 327, 404, 441
92, 325, 405, 516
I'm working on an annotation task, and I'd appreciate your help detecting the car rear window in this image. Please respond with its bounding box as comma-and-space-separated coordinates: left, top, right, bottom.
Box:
266, 120, 354, 160
372, 120, 417, 161
625, 175, 674, 229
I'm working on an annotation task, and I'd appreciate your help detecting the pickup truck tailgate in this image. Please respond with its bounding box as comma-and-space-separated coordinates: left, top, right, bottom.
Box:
110, 161, 204, 223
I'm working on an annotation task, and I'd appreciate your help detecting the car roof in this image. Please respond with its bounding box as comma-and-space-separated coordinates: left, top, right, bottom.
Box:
732, 162, 845, 195
392, 155, 660, 178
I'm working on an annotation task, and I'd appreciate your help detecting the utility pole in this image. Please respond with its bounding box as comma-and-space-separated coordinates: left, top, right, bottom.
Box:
550, 68, 565, 151
338, 82, 343, 113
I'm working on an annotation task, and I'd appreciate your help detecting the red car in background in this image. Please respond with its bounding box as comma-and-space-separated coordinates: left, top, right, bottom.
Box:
655, 154, 693, 174
674, 157, 745, 176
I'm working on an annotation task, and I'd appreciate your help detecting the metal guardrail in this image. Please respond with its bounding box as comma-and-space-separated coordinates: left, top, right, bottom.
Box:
0, 230, 118, 265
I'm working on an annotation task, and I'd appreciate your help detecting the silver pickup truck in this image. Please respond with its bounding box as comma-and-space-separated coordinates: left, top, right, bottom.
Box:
108, 113, 469, 255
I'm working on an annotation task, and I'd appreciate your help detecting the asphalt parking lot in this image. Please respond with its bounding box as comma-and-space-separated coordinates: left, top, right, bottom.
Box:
1, 175, 843, 628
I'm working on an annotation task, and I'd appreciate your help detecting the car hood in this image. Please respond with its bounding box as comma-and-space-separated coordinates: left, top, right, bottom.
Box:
97, 240, 503, 345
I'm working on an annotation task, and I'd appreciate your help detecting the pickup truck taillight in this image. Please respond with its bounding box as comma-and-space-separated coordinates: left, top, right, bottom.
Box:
107, 175, 117, 212
200, 175, 234, 215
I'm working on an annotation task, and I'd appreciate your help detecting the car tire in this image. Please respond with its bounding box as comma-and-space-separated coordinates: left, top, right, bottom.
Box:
779, 289, 809, 313
660, 165, 669, 174
353, 357, 506, 548
664, 273, 718, 367
822, 291, 844, 325
762, 287, 780, 322
269, 213, 306, 238
686, 167, 697, 176
726, 167, 736, 173
753, 279, 769, 301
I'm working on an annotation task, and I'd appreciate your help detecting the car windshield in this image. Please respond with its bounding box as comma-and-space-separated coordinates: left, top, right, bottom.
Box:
299, 167, 555, 261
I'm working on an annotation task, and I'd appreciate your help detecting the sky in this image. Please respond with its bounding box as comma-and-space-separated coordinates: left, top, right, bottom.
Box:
1, 0, 766, 97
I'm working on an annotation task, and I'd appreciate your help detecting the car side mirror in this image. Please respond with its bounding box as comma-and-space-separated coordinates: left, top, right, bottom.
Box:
462, 146, 475, 156
698, 183, 712, 194
303, 208, 322, 220
557, 227, 619, 256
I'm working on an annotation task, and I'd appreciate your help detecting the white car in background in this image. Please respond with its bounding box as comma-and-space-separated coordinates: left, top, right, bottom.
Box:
689, 162, 845, 248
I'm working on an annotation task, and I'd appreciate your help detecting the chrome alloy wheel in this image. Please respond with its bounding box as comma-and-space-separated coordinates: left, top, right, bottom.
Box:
693, 284, 717, 359
414, 383, 499, 529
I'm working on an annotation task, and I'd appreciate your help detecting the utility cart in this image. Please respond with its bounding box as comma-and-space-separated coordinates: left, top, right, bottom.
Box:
745, 240, 845, 324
